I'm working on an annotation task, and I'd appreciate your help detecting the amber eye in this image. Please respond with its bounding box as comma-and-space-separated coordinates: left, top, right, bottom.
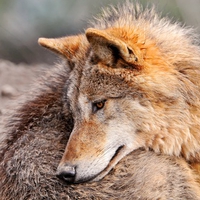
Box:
92, 100, 106, 113
96, 102, 104, 109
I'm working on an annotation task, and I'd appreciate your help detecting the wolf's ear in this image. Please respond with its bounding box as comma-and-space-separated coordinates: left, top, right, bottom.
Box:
85, 28, 138, 66
38, 35, 87, 68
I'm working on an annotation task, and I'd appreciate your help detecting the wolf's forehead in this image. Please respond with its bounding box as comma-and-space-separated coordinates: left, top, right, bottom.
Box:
78, 65, 135, 99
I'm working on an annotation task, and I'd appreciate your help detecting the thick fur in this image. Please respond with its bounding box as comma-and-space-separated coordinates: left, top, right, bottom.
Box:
0, 63, 200, 199
47, 1, 200, 183
1, 1, 200, 199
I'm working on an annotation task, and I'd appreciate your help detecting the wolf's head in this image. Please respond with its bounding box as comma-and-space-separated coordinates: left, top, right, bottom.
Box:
39, 3, 200, 183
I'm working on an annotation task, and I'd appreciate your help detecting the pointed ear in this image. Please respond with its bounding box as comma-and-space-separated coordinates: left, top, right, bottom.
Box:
38, 35, 87, 67
85, 28, 138, 66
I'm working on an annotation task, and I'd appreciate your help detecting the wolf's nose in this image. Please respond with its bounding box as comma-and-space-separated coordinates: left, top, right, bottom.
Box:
56, 165, 76, 183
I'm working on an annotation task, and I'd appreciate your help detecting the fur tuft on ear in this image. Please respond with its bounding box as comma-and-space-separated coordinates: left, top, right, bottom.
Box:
85, 28, 138, 66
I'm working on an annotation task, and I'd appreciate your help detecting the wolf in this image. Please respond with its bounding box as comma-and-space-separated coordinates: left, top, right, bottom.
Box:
38, 2, 200, 183
0, 54, 200, 200
0, 56, 199, 200
1, 1, 200, 199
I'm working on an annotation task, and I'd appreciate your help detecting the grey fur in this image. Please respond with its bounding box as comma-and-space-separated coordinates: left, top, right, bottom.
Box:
0, 62, 199, 199
1, 2, 200, 199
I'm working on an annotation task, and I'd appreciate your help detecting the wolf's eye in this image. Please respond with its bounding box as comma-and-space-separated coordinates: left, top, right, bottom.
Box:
92, 100, 106, 113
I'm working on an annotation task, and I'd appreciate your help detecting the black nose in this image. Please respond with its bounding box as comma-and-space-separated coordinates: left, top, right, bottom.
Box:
56, 165, 76, 183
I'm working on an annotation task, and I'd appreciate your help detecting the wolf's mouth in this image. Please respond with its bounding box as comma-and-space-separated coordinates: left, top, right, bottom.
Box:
58, 145, 126, 184
110, 145, 125, 162
90, 145, 125, 182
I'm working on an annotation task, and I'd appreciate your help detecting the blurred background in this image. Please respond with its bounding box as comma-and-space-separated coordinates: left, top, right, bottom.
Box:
0, 0, 200, 64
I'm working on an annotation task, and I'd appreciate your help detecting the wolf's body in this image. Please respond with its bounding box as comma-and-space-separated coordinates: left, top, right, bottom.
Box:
1, 1, 200, 199
0, 62, 200, 199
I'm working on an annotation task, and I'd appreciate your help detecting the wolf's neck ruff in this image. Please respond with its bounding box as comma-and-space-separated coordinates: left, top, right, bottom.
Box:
38, 2, 200, 183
